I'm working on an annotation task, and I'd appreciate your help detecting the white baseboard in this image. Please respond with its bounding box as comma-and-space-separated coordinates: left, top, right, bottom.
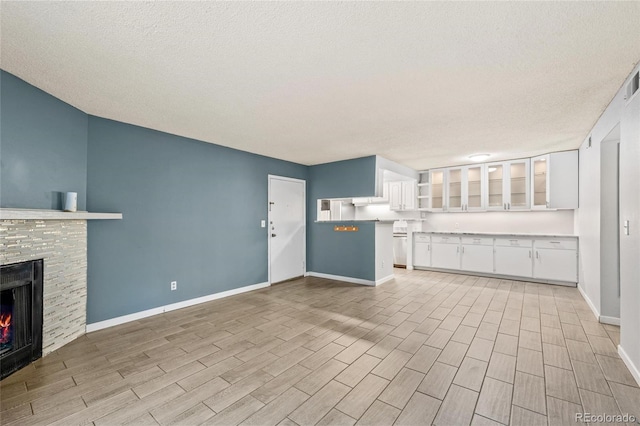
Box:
618, 345, 640, 387
599, 316, 621, 326
375, 275, 395, 285
578, 284, 600, 321
577, 284, 621, 326
306, 271, 376, 286
86, 281, 270, 332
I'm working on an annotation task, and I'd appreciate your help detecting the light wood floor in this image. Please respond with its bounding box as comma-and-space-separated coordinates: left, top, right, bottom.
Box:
1, 269, 639, 426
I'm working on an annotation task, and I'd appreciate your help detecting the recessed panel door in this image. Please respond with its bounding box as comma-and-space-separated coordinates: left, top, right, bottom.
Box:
269, 176, 305, 284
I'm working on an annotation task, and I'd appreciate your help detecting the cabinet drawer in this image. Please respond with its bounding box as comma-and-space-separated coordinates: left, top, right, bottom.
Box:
495, 238, 533, 248
415, 234, 431, 243
432, 235, 461, 244
534, 239, 578, 250
461, 237, 493, 246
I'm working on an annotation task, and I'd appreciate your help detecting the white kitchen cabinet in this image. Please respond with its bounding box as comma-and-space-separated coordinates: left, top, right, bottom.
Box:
531, 150, 579, 210
443, 165, 485, 211
533, 239, 578, 282
389, 180, 416, 211
429, 169, 446, 212
431, 235, 460, 270
486, 159, 530, 211
413, 234, 431, 267
494, 238, 533, 277
461, 237, 493, 273
417, 171, 430, 210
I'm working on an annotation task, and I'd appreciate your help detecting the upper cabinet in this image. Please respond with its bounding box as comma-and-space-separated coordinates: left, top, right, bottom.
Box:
486, 159, 530, 211
429, 169, 446, 212
389, 180, 416, 211
447, 165, 485, 212
531, 151, 578, 210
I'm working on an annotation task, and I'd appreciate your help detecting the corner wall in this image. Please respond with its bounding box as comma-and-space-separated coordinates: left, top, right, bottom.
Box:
307, 157, 377, 281
86, 117, 308, 323
0, 71, 88, 210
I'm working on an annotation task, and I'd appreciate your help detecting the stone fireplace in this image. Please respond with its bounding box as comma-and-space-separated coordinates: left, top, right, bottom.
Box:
0, 219, 88, 358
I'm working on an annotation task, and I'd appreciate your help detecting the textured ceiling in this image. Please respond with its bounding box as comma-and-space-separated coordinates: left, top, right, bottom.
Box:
2, 2, 639, 169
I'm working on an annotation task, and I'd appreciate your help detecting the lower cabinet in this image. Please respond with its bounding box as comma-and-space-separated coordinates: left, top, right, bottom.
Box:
413, 233, 577, 284
431, 236, 460, 270
494, 238, 533, 278
461, 237, 493, 273
533, 239, 578, 282
413, 234, 431, 267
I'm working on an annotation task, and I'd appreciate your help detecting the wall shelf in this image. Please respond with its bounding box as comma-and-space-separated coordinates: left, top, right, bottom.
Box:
0, 208, 123, 220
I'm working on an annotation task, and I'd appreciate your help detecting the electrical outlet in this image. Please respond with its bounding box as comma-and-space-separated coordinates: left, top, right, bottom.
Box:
170, 281, 177, 291
454, 222, 460, 230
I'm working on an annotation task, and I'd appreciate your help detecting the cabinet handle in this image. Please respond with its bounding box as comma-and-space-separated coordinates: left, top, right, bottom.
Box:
428, 244, 430, 251
457, 246, 459, 254
536, 251, 539, 259
508, 202, 511, 209
503, 203, 506, 210
462, 246, 465, 254
546, 201, 549, 208
529, 250, 531, 258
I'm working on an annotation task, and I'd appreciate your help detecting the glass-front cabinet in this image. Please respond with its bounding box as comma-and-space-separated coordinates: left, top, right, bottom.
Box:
445, 165, 485, 211
486, 159, 530, 210
429, 169, 446, 211
531, 155, 549, 209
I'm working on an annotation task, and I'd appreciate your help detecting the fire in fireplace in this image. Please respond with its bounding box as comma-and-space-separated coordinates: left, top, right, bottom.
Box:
0, 307, 13, 355
0, 259, 43, 380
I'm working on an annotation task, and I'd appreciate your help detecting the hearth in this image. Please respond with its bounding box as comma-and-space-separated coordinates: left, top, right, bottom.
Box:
0, 259, 43, 380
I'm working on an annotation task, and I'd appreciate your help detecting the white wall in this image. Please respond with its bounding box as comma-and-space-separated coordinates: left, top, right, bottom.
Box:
375, 222, 394, 281
420, 210, 575, 235
577, 62, 640, 385
619, 75, 640, 385
600, 140, 620, 320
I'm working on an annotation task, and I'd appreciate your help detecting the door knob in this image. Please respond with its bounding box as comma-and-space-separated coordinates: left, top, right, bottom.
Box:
271, 233, 277, 237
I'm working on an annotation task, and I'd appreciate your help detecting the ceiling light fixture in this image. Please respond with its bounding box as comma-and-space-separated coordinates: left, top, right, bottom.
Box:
488, 167, 497, 172
469, 153, 491, 162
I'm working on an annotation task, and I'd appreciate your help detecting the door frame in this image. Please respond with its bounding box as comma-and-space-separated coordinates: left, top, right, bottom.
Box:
267, 175, 307, 285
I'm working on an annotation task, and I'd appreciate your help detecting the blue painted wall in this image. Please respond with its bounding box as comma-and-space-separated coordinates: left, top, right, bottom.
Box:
0, 71, 88, 210
307, 157, 377, 281
86, 117, 308, 323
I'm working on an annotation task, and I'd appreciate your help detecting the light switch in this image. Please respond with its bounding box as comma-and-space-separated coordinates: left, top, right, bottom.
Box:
261, 220, 266, 228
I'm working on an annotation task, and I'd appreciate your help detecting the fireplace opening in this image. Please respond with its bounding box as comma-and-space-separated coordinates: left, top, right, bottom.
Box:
0, 259, 43, 380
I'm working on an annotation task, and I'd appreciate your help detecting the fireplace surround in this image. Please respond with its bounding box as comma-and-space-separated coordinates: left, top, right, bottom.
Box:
0, 259, 44, 380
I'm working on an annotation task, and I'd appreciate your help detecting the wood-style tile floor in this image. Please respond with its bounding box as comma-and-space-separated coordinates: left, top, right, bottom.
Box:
1, 269, 639, 425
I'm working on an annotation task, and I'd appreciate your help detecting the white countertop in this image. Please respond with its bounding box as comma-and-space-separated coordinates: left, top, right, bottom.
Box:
415, 231, 578, 238
0, 208, 123, 220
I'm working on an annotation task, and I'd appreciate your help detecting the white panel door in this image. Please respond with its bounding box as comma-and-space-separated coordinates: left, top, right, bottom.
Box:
269, 176, 305, 284
389, 182, 402, 210
495, 246, 533, 277
414, 242, 431, 267
461, 245, 493, 273
431, 243, 460, 270
533, 249, 578, 282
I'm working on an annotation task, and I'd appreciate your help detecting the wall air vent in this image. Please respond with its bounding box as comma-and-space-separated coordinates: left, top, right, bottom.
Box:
626, 71, 639, 100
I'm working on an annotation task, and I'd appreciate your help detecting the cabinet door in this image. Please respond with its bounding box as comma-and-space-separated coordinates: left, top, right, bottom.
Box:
465, 165, 485, 211
486, 163, 506, 210
495, 246, 533, 277
402, 181, 416, 210
446, 168, 463, 211
531, 155, 549, 209
389, 182, 402, 210
414, 242, 431, 267
461, 244, 493, 273
508, 160, 530, 209
430, 170, 445, 211
534, 249, 578, 282
432, 243, 460, 270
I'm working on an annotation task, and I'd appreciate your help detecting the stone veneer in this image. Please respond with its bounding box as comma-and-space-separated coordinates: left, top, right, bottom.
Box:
0, 219, 87, 355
